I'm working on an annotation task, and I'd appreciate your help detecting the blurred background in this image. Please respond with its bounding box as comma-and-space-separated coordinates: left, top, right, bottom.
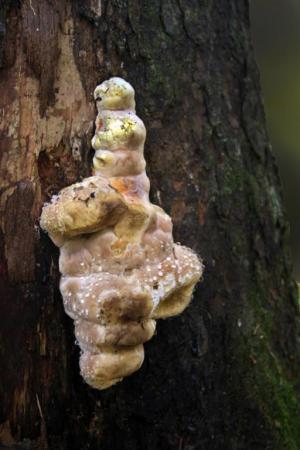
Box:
251, 0, 300, 280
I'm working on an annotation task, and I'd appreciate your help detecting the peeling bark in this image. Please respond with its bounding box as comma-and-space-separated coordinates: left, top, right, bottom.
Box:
0, 1, 299, 449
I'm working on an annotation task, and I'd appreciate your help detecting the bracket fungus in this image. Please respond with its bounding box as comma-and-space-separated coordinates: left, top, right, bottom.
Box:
40, 77, 203, 390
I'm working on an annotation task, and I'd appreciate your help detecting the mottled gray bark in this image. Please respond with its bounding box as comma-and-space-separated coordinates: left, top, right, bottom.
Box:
0, 1, 299, 449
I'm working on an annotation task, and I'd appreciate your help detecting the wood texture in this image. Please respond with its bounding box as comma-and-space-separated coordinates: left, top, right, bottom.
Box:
0, 1, 299, 449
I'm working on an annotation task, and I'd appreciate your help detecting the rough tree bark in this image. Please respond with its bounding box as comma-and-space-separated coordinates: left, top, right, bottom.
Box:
0, 1, 299, 449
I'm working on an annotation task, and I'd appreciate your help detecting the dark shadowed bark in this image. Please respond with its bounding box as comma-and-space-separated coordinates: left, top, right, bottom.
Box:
0, 1, 299, 449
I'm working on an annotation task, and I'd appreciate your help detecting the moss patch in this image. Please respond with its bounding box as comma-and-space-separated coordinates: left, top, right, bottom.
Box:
232, 291, 300, 449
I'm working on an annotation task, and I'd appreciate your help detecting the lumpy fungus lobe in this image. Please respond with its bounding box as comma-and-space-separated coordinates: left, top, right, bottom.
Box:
40, 77, 203, 390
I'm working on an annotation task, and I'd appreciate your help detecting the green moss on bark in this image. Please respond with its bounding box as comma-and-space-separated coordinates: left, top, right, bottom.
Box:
231, 286, 300, 449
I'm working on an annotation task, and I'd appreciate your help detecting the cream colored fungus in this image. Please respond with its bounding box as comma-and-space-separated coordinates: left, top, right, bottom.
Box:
40, 77, 203, 390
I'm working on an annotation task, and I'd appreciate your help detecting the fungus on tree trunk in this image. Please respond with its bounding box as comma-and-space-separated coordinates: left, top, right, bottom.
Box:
40, 77, 203, 390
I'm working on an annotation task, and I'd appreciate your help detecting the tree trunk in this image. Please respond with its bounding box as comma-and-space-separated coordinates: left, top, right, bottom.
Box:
0, 1, 299, 449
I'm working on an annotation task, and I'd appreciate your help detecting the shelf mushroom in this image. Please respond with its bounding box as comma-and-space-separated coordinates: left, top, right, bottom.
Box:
40, 77, 203, 390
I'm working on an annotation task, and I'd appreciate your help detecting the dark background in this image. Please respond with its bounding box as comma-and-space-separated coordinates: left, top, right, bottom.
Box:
251, 0, 300, 278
